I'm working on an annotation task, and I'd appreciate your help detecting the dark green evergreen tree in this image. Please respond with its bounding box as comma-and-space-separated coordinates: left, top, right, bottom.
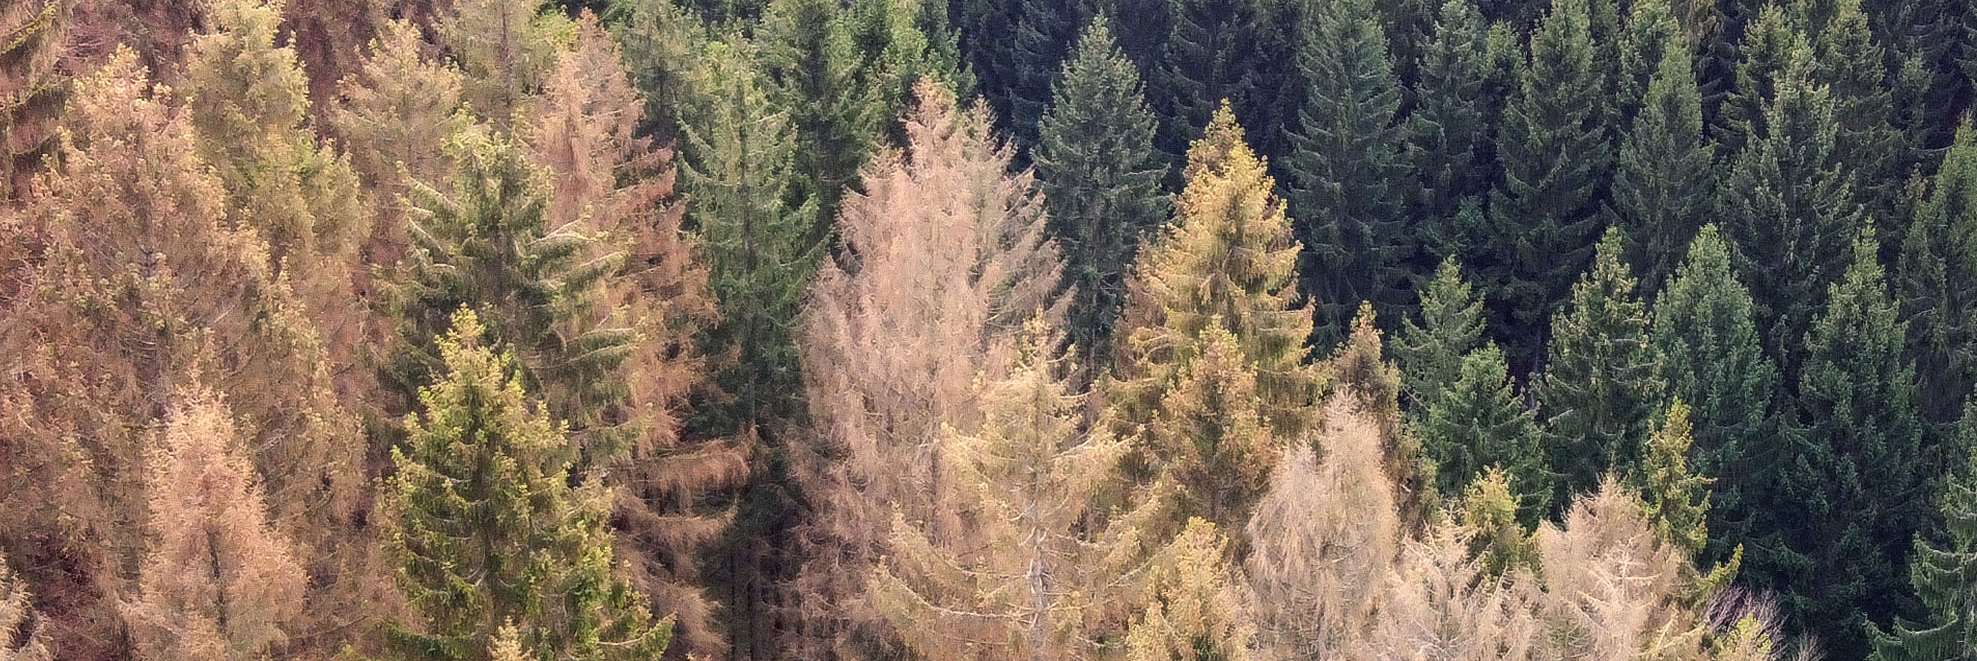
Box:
1487, 0, 1615, 370
1717, 57, 1865, 367
679, 39, 822, 431
383, 310, 673, 661
1536, 228, 1664, 510
1281, 0, 1411, 345
1607, 11, 1714, 289
1771, 227, 1929, 660
1035, 15, 1170, 369
1149, 0, 1266, 168
1394, 257, 1487, 408
1713, 5, 1806, 153
609, 0, 713, 142
1415, 343, 1551, 524
1809, 0, 1907, 219
1406, 0, 1517, 228
388, 131, 635, 462
1869, 397, 1977, 661
758, 0, 881, 224
1651, 224, 1779, 564
1000, 0, 1098, 148
1898, 118, 1977, 423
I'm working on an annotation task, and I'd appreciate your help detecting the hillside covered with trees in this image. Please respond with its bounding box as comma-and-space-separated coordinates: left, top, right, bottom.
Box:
0, 0, 1974, 660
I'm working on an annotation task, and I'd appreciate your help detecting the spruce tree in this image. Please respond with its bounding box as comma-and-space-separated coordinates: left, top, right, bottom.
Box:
183, 0, 368, 290
1713, 6, 1805, 153
1393, 257, 1487, 408
1898, 118, 1977, 423
383, 310, 672, 661
388, 130, 635, 460
1416, 344, 1551, 524
1035, 15, 1170, 370
1773, 227, 1929, 659
1111, 103, 1320, 444
1149, 0, 1266, 167
1000, 0, 1098, 148
1607, 32, 1714, 289
434, 0, 569, 127
1281, 0, 1411, 344
758, 0, 881, 222
1809, 0, 1906, 218
1651, 224, 1779, 563
1536, 228, 1664, 510
1869, 396, 1977, 661
679, 39, 821, 431
1406, 0, 1517, 232
1149, 325, 1283, 531
1635, 400, 1711, 559
1488, 0, 1616, 370
332, 18, 468, 215
1718, 55, 1864, 366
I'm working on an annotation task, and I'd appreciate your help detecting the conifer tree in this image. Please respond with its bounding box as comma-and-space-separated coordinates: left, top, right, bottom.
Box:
333, 18, 468, 218
1713, 6, 1804, 153
1245, 401, 1404, 659
382, 310, 672, 661
1123, 519, 1260, 661
434, 0, 571, 126
1869, 397, 1977, 661
1898, 118, 1977, 423
526, 18, 738, 657
1773, 227, 1929, 659
0, 0, 68, 198
389, 130, 635, 460
123, 385, 307, 661
1327, 306, 1435, 525
794, 83, 1066, 661
1393, 257, 1487, 408
758, 0, 879, 221
1809, 0, 1905, 217
608, 0, 712, 141
870, 318, 1141, 661
1608, 36, 1713, 288
1149, 326, 1282, 531
1004, 0, 1097, 146
1487, 0, 1616, 369
1636, 400, 1712, 559
1718, 54, 1864, 366
0, 558, 49, 661
1112, 103, 1320, 443
1651, 224, 1778, 561
1149, 0, 1266, 165
1537, 228, 1664, 510
0, 51, 368, 659
1035, 15, 1170, 370
183, 0, 368, 273
1281, 0, 1411, 342
1417, 344, 1551, 523
1406, 0, 1517, 234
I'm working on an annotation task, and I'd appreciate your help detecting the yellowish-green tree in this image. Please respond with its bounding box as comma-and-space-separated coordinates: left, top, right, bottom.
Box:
1111, 102, 1321, 444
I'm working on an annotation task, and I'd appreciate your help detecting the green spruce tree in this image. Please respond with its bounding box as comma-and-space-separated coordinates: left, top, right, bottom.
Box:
1774, 227, 1929, 660
1607, 29, 1714, 289
383, 310, 672, 661
1035, 15, 1170, 369
1869, 396, 1977, 661
1416, 344, 1551, 524
1536, 228, 1664, 510
1717, 55, 1864, 367
1488, 0, 1616, 369
1149, 0, 1266, 168
1651, 224, 1779, 564
758, 0, 880, 224
679, 39, 822, 431
1406, 0, 1517, 232
1898, 118, 1977, 423
1393, 257, 1487, 408
1281, 0, 1411, 344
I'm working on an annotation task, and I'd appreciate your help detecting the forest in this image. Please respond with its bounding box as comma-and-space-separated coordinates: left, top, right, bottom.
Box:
0, 0, 1974, 659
